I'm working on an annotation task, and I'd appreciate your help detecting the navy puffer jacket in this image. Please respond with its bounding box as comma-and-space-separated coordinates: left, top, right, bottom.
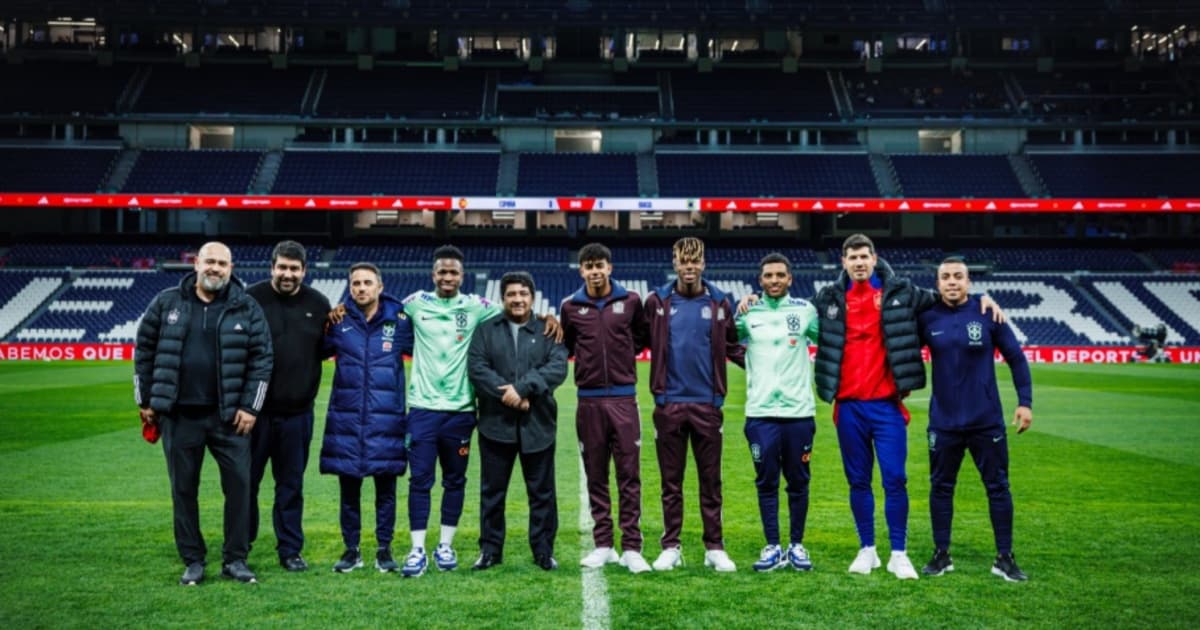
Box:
319, 294, 412, 478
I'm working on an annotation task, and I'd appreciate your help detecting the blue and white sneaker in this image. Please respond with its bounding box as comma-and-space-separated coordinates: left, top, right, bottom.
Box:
434, 543, 458, 571
752, 545, 786, 572
401, 548, 427, 578
787, 543, 813, 571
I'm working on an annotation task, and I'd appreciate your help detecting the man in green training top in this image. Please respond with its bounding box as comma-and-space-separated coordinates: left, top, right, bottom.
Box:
398, 245, 560, 577
735, 252, 821, 573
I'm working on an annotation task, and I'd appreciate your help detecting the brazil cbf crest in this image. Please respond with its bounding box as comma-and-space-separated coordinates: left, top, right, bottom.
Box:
967, 321, 983, 345
786, 314, 802, 333
382, 321, 396, 352
167, 309, 180, 325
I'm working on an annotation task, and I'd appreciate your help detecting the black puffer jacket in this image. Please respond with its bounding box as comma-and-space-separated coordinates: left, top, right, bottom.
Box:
134, 272, 273, 421
811, 259, 936, 403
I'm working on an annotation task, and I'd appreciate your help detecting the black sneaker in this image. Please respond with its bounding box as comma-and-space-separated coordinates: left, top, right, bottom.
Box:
376, 547, 400, 573
991, 553, 1028, 582
472, 551, 502, 571
179, 562, 205, 586
280, 555, 308, 572
922, 549, 954, 577
534, 554, 559, 571
221, 560, 258, 583
333, 547, 364, 573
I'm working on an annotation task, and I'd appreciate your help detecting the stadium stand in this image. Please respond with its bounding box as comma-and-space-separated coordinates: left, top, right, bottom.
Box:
890, 154, 1026, 198
315, 68, 485, 120
3, 243, 189, 268
670, 69, 838, 122
655, 153, 880, 197
517, 153, 639, 197
1028, 153, 1200, 198
0, 270, 72, 340
956, 247, 1151, 271
272, 150, 500, 196
0, 61, 134, 115
1082, 276, 1200, 345
0, 148, 119, 193
121, 150, 263, 194
845, 69, 1012, 119
133, 64, 311, 115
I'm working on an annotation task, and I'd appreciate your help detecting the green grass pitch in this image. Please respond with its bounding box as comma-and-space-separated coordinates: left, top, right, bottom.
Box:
1, 361, 1197, 628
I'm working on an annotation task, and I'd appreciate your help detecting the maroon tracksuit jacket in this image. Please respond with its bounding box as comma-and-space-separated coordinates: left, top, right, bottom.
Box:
560, 281, 650, 551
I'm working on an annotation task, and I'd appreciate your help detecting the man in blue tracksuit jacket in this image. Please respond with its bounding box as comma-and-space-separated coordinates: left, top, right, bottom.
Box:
917, 257, 1033, 583
321, 262, 413, 574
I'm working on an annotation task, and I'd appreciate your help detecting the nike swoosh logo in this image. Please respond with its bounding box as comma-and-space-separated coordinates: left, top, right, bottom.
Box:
421, 315, 436, 321
930, 331, 944, 336
992, 435, 1004, 443
341, 326, 352, 332
750, 323, 764, 328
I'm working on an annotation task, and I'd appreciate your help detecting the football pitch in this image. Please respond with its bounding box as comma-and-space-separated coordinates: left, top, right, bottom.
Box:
1, 361, 1197, 629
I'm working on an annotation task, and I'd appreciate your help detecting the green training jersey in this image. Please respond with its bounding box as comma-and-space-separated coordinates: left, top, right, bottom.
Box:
735, 294, 820, 419
403, 290, 501, 412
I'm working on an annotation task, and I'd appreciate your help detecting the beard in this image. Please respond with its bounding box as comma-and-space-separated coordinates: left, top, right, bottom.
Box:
200, 274, 229, 293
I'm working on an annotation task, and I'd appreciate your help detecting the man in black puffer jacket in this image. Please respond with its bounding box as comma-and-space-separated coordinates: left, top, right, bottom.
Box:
812, 234, 999, 581
135, 242, 273, 586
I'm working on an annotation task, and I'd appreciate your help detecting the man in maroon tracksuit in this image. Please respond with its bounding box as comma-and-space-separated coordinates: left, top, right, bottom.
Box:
560, 243, 654, 573
644, 237, 746, 572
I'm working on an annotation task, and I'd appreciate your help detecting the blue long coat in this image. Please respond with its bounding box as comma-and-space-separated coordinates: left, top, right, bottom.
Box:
319, 293, 412, 478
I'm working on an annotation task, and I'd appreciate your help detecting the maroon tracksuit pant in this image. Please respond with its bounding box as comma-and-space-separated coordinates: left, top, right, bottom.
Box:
576, 396, 643, 552
653, 402, 725, 551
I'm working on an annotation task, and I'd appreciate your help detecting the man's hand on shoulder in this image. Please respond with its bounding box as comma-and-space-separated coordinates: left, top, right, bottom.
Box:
980, 295, 1006, 324
538, 313, 564, 343
737, 293, 760, 315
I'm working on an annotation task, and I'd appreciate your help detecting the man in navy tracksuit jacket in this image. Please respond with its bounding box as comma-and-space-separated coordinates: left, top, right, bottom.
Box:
917, 258, 1033, 582
643, 237, 745, 573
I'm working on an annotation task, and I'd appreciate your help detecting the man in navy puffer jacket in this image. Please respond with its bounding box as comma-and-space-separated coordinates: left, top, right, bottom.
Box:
320, 262, 413, 573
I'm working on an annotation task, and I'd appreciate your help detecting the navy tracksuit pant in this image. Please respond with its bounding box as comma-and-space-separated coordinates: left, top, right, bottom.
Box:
744, 418, 815, 547
927, 426, 1014, 555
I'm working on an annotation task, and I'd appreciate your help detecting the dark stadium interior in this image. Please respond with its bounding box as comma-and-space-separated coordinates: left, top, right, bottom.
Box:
0, 1, 1197, 348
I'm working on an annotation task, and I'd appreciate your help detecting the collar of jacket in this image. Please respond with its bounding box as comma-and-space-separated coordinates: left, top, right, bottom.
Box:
570, 279, 629, 305
837, 257, 895, 291
491, 313, 538, 332
178, 271, 246, 304
347, 292, 403, 324
654, 277, 727, 302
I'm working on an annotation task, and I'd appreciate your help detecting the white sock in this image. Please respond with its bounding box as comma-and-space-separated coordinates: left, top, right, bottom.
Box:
439, 526, 457, 547
411, 530, 426, 551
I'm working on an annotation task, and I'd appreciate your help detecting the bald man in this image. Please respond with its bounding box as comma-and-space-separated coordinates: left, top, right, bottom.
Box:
135, 242, 274, 585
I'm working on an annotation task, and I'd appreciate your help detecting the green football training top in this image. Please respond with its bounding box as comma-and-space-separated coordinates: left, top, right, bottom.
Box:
403, 290, 501, 412
735, 294, 820, 419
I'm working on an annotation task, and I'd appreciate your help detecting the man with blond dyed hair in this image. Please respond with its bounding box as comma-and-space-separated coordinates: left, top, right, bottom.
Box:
643, 237, 745, 572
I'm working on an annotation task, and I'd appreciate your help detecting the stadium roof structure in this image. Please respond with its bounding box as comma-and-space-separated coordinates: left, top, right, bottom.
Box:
2, 1, 1200, 29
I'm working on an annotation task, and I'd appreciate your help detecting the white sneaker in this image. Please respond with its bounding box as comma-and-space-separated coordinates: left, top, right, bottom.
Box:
652, 547, 683, 571
887, 551, 919, 580
619, 550, 653, 574
703, 549, 737, 573
848, 546, 881, 574
580, 547, 620, 568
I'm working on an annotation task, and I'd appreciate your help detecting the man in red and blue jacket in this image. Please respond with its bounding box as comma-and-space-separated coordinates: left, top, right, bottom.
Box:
643, 237, 745, 573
